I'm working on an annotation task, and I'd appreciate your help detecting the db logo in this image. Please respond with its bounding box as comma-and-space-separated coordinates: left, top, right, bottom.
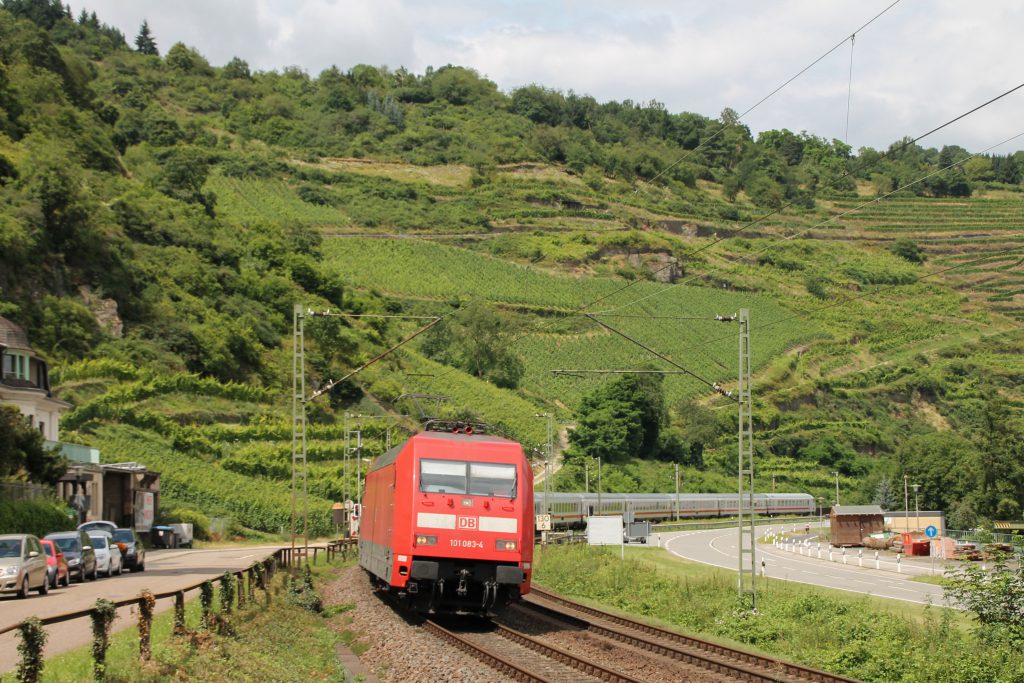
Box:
457, 516, 478, 530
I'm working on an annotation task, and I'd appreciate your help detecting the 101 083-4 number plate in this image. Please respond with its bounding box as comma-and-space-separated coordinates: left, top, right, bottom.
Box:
450, 539, 484, 549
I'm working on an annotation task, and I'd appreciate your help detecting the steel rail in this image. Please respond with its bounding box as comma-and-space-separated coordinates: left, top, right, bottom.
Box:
528, 586, 862, 683
423, 618, 643, 683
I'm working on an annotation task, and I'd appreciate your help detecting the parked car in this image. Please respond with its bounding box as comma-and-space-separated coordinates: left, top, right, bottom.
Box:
88, 532, 123, 577
112, 528, 145, 572
0, 534, 49, 598
45, 530, 98, 582
78, 520, 118, 536
39, 539, 70, 588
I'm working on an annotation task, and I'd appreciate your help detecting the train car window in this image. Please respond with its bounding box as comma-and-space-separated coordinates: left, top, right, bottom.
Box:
419, 459, 517, 498
468, 462, 517, 498
419, 459, 468, 494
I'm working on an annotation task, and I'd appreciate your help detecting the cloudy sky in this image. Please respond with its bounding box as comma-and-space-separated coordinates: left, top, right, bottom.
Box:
70, 1, 1024, 152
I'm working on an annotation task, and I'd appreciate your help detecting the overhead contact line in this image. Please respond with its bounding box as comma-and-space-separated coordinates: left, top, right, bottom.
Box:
599, 85, 1024, 316
645, 0, 903, 187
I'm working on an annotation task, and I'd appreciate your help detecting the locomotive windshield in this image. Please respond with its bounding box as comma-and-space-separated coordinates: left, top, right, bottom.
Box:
420, 459, 517, 498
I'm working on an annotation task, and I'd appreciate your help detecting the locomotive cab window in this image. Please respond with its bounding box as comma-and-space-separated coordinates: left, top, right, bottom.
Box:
419, 459, 517, 498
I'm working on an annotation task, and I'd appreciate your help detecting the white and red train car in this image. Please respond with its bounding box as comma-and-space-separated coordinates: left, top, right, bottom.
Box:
537, 492, 816, 528
359, 427, 534, 614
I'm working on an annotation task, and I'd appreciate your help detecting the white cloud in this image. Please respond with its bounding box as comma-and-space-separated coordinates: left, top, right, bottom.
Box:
68, 0, 1024, 151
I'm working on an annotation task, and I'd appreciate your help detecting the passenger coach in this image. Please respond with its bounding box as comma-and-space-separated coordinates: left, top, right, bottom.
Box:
359, 426, 534, 614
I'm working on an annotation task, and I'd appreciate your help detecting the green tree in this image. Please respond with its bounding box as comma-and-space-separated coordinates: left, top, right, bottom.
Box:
945, 553, 1024, 644
134, 20, 157, 55
897, 432, 978, 513
568, 373, 667, 463
0, 405, 66, 484
890, 238, 925, 263
420, 301, 524, 388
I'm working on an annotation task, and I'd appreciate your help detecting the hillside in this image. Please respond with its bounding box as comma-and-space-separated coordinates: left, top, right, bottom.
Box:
0, 2, 1022, 535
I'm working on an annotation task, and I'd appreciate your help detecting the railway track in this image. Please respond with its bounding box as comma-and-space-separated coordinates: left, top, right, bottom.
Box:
521, 586, 863, 683
422, 617, 641, 683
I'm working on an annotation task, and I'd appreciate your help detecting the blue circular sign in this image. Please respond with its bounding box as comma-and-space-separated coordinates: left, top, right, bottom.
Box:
925, 525, 938, 538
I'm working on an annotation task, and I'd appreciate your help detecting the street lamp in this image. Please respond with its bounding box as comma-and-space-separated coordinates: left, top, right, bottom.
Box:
911, 483, 921, 532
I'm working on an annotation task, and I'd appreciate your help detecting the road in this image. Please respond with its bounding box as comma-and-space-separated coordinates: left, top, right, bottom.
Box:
662, 527, 949, 606
0, 545, 280, 673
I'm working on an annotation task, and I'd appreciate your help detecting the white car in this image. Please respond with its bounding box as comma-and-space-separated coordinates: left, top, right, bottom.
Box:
87, 532, 123, 577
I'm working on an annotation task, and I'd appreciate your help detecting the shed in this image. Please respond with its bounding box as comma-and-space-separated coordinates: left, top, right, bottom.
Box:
830, 504, 884, 547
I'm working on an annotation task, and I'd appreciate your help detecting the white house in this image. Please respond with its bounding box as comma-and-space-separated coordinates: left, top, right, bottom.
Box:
0, 316, 71, 441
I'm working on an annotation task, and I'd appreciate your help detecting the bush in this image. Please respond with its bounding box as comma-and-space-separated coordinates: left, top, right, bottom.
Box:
0, 499, 74, 536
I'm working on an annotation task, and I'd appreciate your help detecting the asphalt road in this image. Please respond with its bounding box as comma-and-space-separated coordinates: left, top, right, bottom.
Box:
662, 527, 949, 606
0, 545, 281, 673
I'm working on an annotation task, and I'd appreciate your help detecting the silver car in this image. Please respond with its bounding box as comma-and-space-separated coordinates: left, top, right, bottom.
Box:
0, 534, 50, 598
87, 532, 123, 577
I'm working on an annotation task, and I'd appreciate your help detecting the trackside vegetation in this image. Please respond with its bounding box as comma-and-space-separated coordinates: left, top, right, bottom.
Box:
0, 558, 349, 683
534, 544, 1024, 683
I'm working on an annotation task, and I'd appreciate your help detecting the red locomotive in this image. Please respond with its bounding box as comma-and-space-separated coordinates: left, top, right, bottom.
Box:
358, 423, 534, 615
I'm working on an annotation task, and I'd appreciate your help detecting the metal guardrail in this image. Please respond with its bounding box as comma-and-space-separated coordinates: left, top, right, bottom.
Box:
652, 516, 818, 533
0, 548, 284, 639
944, 529, 1024, 547
0, 539, 357, 653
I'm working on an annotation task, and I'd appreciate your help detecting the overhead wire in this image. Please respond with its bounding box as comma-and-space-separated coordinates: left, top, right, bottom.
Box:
594, 81, 1024, 315
644, 0, 902, 187
588, 129, 1024, 377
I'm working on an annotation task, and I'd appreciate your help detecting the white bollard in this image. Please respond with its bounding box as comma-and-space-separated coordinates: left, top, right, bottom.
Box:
858, 549, 863, 567
829, 550, 833, 562
875, 550, 880, 569
897, 554, 902, 573
842, 548, 847, 564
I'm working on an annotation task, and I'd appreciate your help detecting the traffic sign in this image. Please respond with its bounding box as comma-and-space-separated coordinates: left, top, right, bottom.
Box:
925, 525, 938, 538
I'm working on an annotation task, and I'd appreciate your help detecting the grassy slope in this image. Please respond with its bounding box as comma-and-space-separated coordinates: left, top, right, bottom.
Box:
534, 544, 1021, 683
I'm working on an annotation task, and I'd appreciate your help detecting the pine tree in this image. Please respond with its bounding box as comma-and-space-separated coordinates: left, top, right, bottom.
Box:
135, 20, 158, 56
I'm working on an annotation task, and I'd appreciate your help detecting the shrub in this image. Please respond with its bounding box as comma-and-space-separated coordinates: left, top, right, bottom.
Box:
158, 507, 210, 541
0, 499, 74, 536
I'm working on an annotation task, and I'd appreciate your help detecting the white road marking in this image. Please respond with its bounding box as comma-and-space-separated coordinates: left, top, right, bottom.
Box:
664, 530, 948, 607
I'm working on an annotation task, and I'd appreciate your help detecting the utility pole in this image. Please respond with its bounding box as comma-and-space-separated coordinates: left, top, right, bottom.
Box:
736, 308, 756, 610
912, 483, 920, 531
584, 460, 589, 494
597, 456, 602, 515
675, 463, 680, 522
904, 474, 909, 534
343, 412, 352, 502
291, 305, 310, 559
355, 428, 363, 502
833, 471, 840, 506
291, 306, 441, 562
535, 413, 553, 523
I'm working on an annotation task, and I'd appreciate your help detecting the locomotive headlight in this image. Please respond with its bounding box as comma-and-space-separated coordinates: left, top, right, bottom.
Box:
495, 540, 517, 551
415, 535, 437, 546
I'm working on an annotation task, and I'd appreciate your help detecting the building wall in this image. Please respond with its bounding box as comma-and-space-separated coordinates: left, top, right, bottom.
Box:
831, 514, 885, 546
0, 391, 64, 441
885, 513, 945, 534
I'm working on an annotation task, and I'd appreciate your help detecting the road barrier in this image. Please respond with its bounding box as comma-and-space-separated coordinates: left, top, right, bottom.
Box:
771, 538, 938, 577
1, 541, 355, 682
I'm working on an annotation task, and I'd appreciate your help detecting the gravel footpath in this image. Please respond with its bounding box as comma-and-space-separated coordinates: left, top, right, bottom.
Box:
321, 566, 513, 683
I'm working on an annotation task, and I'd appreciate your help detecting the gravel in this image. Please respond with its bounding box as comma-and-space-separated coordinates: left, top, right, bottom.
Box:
321, 566, 513, 683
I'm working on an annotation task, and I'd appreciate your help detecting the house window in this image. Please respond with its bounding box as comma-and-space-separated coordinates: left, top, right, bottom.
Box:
3, 352, 30, 381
